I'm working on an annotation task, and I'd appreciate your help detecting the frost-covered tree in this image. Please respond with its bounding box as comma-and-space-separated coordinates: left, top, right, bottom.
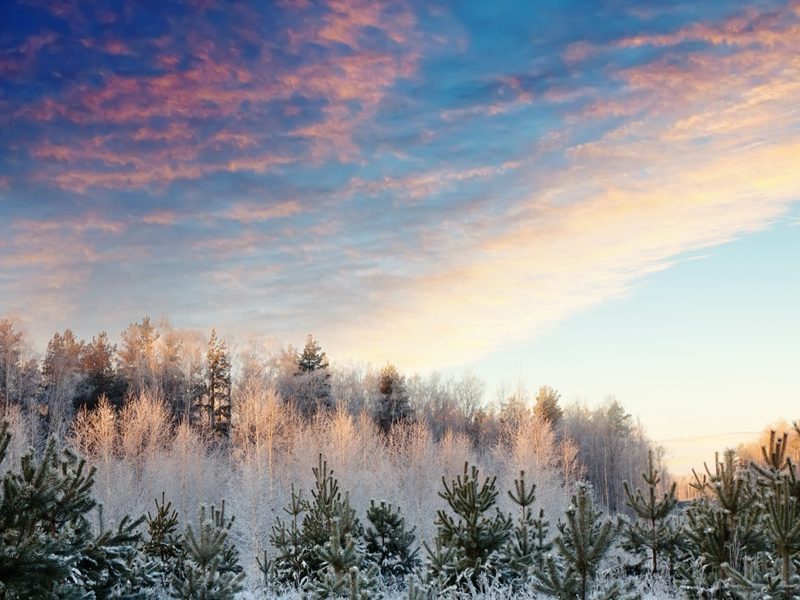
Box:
678, 450, 764, 597
0, 421, 152, 598
622, 449, 679, 574
501, 471, 551, 584
170, 501, 244, 600
41, 329, 86, 427
375, 363, 413, 434
205, 329, 232, 437
293, 335, 332, 416
78, 331, 123, 410
535, 482, 618, 600
426, 462, 512, 589
309, 519, 379, 600
118, 316, 161, 397
533, 385, 563, 427
364, 499, 419, 583
0, 320, 37, 410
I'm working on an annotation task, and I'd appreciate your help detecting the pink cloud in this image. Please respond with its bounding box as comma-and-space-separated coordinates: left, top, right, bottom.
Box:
225, 200, 303, 223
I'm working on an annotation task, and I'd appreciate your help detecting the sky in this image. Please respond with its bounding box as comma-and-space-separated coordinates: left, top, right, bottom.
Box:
1, 0, 799, 473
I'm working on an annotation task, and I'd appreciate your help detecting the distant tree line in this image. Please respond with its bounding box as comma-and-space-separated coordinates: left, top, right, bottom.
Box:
0, 316, 656, 513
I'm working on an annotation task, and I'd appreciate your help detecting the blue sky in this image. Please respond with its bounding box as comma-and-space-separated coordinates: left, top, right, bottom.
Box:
1, 0, 799, 471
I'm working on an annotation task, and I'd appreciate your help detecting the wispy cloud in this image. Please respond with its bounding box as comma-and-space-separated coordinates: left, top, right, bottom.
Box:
1, 0, 798, 371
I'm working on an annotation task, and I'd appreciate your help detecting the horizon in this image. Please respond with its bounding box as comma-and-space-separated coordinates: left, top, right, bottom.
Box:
2, 0, 799, 477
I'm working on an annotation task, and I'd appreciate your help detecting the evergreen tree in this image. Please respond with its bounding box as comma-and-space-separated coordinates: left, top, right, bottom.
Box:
677, 450, 765, 598
268, 454, 364, 589
297, 335, 330, 373
426, 462, 512, 589
534, 482, 618, 600
308, 520, 379, 600
205, 329, 232, 437
375, 364, 413, 434
364, 499, 419, 583
533, 385, 563, 427
0, 421, 150, 598
302, 454, 363, 573
268, 485, 312, 587
622, 449, 679, 574
501, 471, 551, 583
144, 492, 184, 588
293, 335, 332, 416
78, 331, 123, 410
170, 502, 244, 600
0, 320, 23, 410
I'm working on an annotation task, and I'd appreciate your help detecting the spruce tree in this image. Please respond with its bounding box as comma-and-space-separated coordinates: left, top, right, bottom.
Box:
622, 449, 679, 574
170, 501, 244, 600
534, 482, 618, 600
364, 499, 419, 584
426, 462, 512, 589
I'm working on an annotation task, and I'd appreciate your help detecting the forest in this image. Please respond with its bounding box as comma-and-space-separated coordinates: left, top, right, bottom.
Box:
0, 316, 798, 599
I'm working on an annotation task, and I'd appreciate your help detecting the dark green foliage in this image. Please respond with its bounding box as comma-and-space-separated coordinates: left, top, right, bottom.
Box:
143, 492, 184, 587
293, 335, 332, 415
425, 462, 512, 589
375, 364, 413, 434
308, 519, 379, 599
170, 501, 244, 600
534, 482, 618, 600
0, 421, 151, 599
205, 330, 232, 438
268, 454, 365, 590
302, 454, 363, 570
677, 450, 765, 597
622, 449, 679, 574
268, 485, 312, 587
364, 499, 419, 583
501, 471, 551, 583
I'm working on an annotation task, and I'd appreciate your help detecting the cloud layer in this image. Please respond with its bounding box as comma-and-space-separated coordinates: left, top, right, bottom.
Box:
1, 0, 799, 369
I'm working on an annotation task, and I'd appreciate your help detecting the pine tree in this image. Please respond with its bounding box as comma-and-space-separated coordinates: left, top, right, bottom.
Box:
533, 385, 563, 427
309, 519, 379, 599
677, 450, 765, 598
269, 454, 364, 589
722, 431, 800, 598
534, 482, 618, 600
205, 330, 232, 437
78, 331, 123, 410
364, 499, 419, 584
144, 492, 184, 588
0, 422, 150, 598
622, 449, 679, 574
268, 485, 312, 587
170, 501, 244, 600
302, 454, 363, 573
426, 462, 512, 589
293, 335, 332, 416
501, 471, 551, 583
297, 335, 330, 373
375, 364, 413, 434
